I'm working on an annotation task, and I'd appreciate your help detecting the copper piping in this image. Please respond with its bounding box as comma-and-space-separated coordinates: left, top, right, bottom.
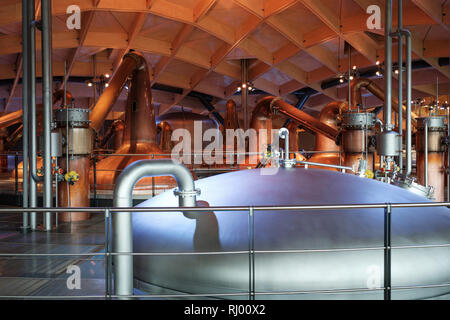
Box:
309, 101, 347, 170
0, 90, 74, 129
315, 101, 347, 152
0, 109, 24, 129
52, 89, 73, 106
89, 51, 146, 132
251, 97, 340, 141
350, 78, 418, 125
98, 119, 125, 148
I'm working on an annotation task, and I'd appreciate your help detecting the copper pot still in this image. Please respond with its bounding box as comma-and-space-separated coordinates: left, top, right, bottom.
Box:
156, 111, 219, 166
309, 101, 347, 170
91, 52, 176, 192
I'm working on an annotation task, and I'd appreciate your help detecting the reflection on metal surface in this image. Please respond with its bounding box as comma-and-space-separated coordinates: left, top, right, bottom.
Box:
132, 168, 450, 299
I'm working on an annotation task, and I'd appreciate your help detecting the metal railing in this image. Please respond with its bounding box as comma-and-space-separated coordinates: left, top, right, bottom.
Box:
0, 202, 449, 300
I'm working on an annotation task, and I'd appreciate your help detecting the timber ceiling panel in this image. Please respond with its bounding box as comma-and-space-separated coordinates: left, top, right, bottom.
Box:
0, 0, 447, 114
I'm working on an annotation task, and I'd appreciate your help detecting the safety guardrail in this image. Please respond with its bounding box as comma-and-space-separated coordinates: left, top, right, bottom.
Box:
0, 202, 449, 300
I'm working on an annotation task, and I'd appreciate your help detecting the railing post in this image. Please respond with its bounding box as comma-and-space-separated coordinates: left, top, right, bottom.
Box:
384, 203, 392, 300
93, 154, 97, 207
14, 152, 19, 197
104, 208, 110, 300
248, 206, 255, 300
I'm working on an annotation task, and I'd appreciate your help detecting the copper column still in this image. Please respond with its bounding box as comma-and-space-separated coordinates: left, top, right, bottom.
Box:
55, 108, 93, 222
416, 117, 447, 201
91, 52, 175, 192
341, 112, 376, 173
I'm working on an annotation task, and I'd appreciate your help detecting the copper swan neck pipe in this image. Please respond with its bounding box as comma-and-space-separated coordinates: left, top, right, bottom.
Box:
250, 96, 340, 141
89, 51, 147, 132
350, 78, 418, 126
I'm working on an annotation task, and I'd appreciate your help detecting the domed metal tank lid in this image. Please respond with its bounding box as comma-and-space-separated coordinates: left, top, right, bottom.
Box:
131, 168, 450, 300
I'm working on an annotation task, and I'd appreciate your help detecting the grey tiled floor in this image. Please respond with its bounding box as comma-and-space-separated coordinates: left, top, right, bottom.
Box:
0, 209, 108, 299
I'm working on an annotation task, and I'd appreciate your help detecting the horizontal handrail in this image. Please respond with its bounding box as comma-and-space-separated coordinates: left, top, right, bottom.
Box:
1, 243, 449, 258
1, 282, 449, 299
1, 202, 449, 213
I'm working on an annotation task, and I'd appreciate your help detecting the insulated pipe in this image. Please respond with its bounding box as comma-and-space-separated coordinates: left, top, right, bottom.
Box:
41, 0, 53, 231
113, 159, 198, 298
21, 0, 29, 230
90, 52, 145, 132
385, 0, 393, 131
251, 97, 339, 141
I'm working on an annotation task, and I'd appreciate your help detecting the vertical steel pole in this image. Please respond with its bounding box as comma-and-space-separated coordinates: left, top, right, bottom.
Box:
424, 119, 429, 187
93, 154, 97, 207
447, 108, 450, 202
397, 0, 403, 172
384, 204, 392, 300
404, 31, 412, 176
248, 206, 255, 300
241, 59, 249, 131
41, 0, 53, 231
21, 0, 29, 230
384, 0, 393, 131
104, 208, 110, 299
28, 0, 37, 230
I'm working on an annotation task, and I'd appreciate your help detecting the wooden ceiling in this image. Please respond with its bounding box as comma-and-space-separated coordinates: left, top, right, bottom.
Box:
0, 0, 449, 118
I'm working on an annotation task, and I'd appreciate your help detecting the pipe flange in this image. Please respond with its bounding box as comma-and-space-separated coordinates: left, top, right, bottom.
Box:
173, 188, 201, 198
341, 112, 376, 129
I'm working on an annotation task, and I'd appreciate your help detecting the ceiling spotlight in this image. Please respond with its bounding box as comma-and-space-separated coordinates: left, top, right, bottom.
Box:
105, 73, 110, 78
124, 85, 129, 90
248, 86, 253, 91
394, 69, 399, 74
376, 60, 380, 65
87, 82, 93, 87
237, 86, 241, 92
352, 65, 357, 70
349, 75, 354, 81
242, 83, 247, 89
105, 83, 109, 88
339, 78, 344, 83
376, 70, 381, 76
